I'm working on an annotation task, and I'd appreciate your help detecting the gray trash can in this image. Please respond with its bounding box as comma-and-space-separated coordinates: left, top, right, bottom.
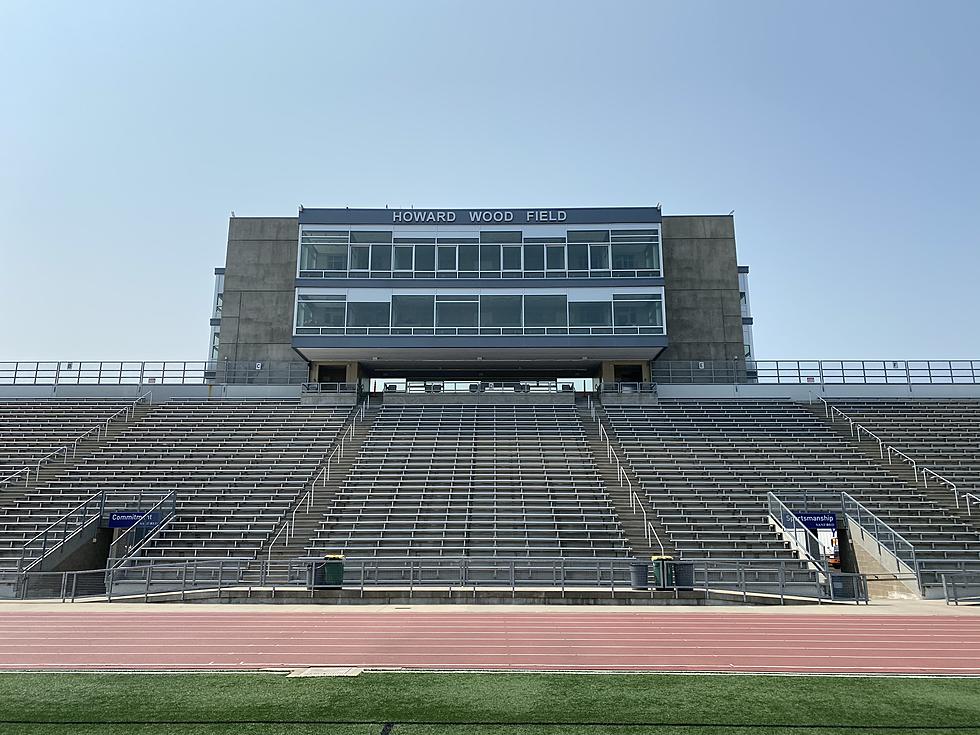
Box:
672, 561, 695, 591
310, 555, 344, 590
630, 561, 649, 590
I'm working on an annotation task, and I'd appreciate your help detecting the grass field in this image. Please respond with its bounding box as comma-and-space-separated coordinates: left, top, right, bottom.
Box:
0, 672, 978, 734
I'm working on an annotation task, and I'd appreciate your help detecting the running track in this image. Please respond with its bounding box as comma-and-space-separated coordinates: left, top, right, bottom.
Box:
1, 610, 979, 674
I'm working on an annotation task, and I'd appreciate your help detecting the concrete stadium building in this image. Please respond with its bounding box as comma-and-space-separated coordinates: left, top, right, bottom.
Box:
211, 206, 754, 386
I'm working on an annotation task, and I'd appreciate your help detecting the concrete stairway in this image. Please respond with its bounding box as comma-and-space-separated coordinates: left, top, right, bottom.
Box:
246, 402, 380, 581
575, 399, 672, 559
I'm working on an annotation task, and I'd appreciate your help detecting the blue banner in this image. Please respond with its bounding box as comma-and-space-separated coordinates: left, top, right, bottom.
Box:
107, 511, 160, 529
795, 512, 837, 530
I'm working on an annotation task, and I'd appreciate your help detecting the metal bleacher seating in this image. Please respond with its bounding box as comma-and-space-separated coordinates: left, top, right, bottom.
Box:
0, 400, 136, 480
604, 399, 980, 594
0, 400, 351, 571
307, 404, 630, 559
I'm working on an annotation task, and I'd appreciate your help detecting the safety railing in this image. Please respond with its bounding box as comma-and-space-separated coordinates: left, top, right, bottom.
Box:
16, 492, 106, 573
598, 382, 659, 395
653, 359, 980, 385
589, 395, 666, 556
265, 400, 368, 564
388, 380, 572, 394
107, 492, 177, 568
941, 572, 980, 605
300, 382, 359, 394
841, 492, 920, 591
817, 398, 962, 509
0, 361, 311, 386
766, 493, 832, 590
0, 391, 152, 490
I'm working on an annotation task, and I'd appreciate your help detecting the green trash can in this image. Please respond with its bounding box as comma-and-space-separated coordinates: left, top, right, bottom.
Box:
650, 555, 676, 590
311, 555, 344, 589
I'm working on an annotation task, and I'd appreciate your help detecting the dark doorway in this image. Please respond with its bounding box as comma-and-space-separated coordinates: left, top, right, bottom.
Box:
613, 364, 644, 383
316, 364, 347, 383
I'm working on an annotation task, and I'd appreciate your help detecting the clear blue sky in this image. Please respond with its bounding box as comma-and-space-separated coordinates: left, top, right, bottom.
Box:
1, 1, 978, 361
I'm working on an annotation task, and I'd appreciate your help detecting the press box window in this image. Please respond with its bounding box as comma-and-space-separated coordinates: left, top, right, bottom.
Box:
391, 295, 434, 327
350, 246, 370, 271
393, 246, 414, 271
613, 294, 663, 327
435, 295, 478, 327
524, 295, 567, 327
296, 296, 346, 329
347, 302, 390, 327
480, 295, 522, 327
438, 246, 457, 270
569, 301, 612, 327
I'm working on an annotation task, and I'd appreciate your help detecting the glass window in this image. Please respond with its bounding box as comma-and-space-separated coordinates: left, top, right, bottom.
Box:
523, 244, 544, 270
350, 231, 392, 243
350, 246, 370, 270
371, 244, 392, 270
613, 298, 663, 326
524, 295, 567, 327
415, 244, 435, 271
502, 245, 522, 270
300, 243, 347, 271
567, 244, 589, 270
436, 300, 478, 326
569, 301, 612, 327
393, 245, 414, 271
589, 245, 609, 270
438, 245, 457, 270
611, 242, 656, 270
481, 295, 522, 327
297, 300, 345, 328
546, 245, 566, 270
458, 244, 479, 271
391, 295, 434, 327
480, 231, 522, 243
567, 230, 609, 243
480, 244, 501, 271
347, 302, 390, 327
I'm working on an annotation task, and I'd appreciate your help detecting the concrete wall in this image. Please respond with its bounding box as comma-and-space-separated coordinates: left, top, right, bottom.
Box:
659, 216, 745, 362
216, 217, 300, 365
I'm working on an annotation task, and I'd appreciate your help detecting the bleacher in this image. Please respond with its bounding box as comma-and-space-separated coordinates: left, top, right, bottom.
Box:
604, 399, 980, 594
307, 404, 629, 559
0, 400, 351, 571
829, 399, 980, 503
0, 400, 137, 480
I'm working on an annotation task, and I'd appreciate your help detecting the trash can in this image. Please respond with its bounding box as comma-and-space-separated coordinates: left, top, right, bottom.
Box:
629, 561, 649, 590
310, 555, 344, 590
672, 561, 695, 591
831, 574, 856, 599
650, 555, 676, 589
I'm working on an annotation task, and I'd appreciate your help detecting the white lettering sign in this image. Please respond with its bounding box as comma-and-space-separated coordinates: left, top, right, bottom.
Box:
391, 209, 568, 224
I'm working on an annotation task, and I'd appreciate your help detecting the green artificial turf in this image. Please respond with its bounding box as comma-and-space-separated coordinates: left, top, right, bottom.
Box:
0, 672, 978, 734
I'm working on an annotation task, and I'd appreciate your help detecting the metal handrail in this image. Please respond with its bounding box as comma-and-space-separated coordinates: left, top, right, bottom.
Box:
108, 491, 177, 567
1, 391, 151, 489
266, 400, 368, 564
766, 492, 831, 586
17, 491, 106, 572
841, 491, 920, 590
593, 400, 665, 557
819, 398, 961, 508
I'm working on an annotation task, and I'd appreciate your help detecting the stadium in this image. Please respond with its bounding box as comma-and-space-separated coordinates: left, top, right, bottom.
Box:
1, 205, 979, 733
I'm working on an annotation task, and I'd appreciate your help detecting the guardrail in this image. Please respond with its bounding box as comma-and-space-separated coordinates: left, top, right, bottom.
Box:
0, 391, 152, 490
266, 401, 369, 564
598, 382, 659, 395
0, 361, 311, 386
841, 492, 920, 591
817, 397, 963, 510
300, 383, 359, 394
651, 359, 980, 385
383, 380, 576, 394
8, 556, 873, 605
589, 396, 665, 556
941, 572, 980, 605
16, 492, 106, 574
766, 492, 832, 590
108, 491, 177, 568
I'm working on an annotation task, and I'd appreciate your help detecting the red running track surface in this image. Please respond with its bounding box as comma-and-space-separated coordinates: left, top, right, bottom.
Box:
1, 611, 979, 674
